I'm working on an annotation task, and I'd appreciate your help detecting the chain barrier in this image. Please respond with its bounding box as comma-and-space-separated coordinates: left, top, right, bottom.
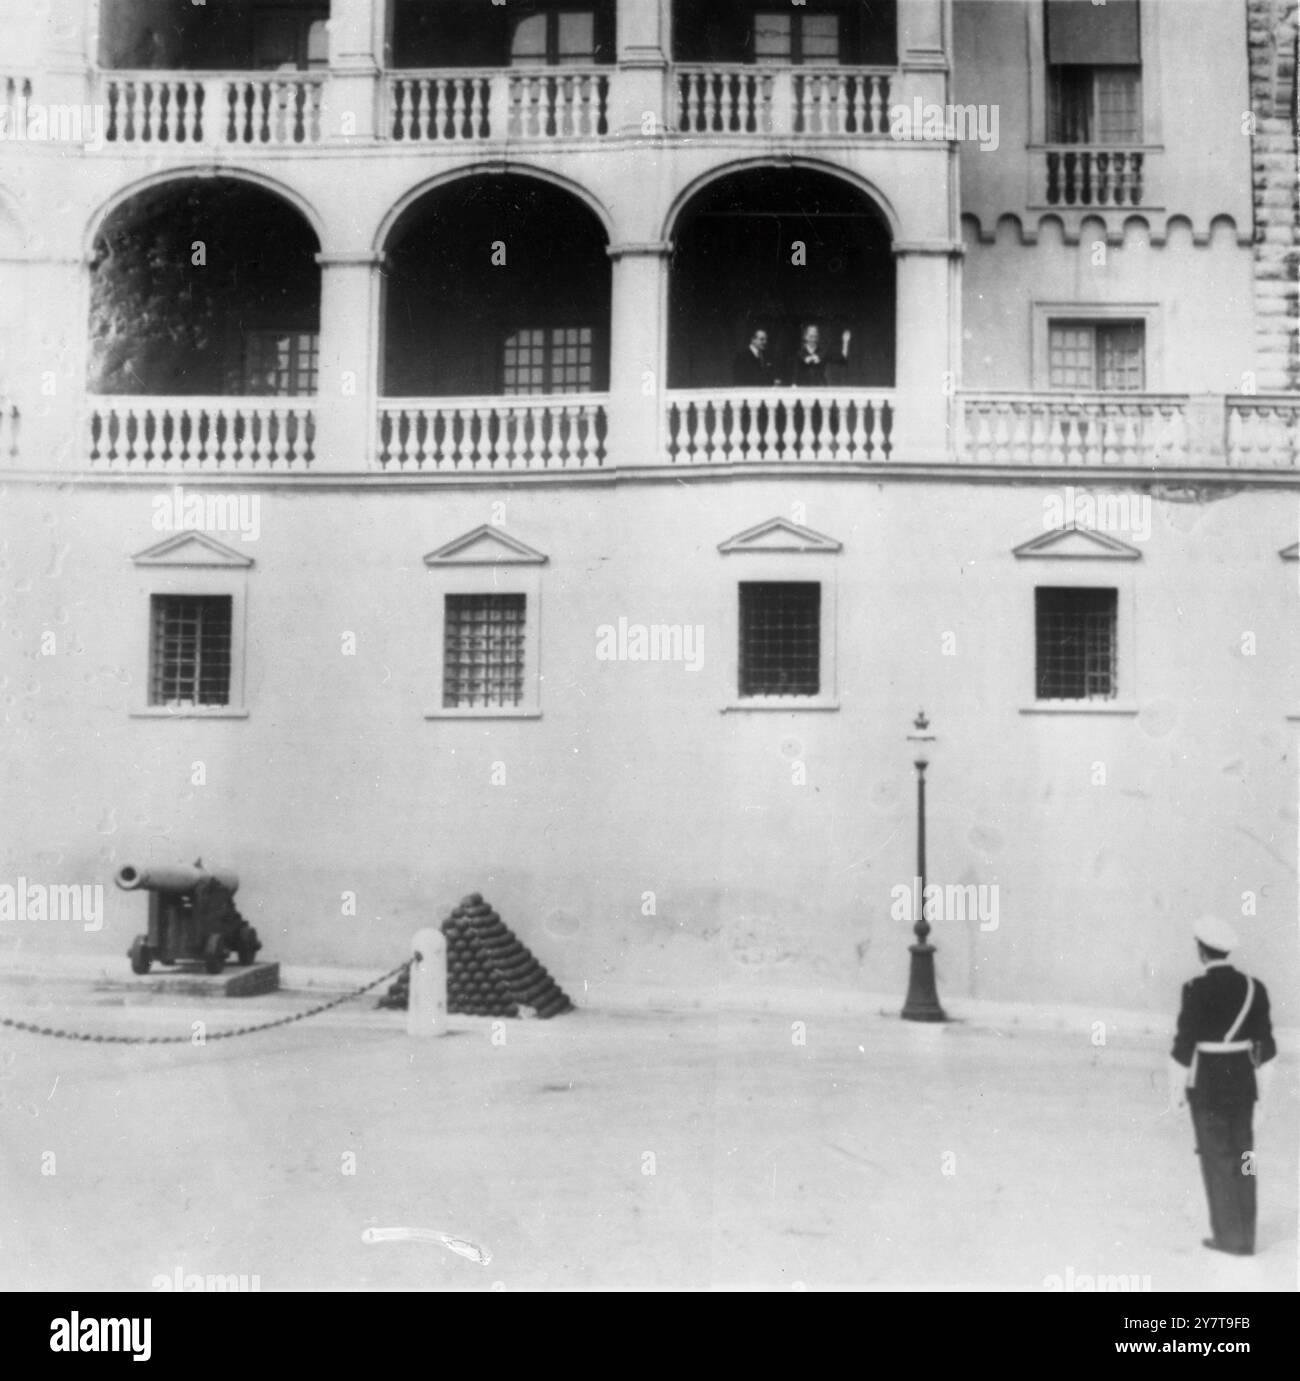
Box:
0, 959, 412, 1045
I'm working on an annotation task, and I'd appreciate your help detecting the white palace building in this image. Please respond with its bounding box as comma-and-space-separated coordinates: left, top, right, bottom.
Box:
1, 0, 1297, 1019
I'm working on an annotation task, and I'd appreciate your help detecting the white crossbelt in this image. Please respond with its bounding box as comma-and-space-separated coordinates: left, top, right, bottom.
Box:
1188, 977, 1255, 1089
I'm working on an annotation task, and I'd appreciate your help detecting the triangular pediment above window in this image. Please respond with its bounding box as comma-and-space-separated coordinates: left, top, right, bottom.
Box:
1280, 542, 1298, 561
718, 518, 842, 555
424, 525, 547, 566
131, 532, 254, 568
1013, 525, 1141, 561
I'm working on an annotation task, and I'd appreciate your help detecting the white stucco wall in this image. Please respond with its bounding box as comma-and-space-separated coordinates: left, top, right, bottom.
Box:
2, 477, 1295, 1022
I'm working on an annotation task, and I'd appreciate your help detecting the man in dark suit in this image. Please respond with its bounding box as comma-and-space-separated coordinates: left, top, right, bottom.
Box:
1169, 916, 1277, 1256
732, 328, 775, 386
790, 323, 851, 387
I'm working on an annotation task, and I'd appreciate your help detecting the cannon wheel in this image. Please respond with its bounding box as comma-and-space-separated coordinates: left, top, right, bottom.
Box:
236, 926, 260, 967
203, 933, 225, 975
129, 937, 151, 975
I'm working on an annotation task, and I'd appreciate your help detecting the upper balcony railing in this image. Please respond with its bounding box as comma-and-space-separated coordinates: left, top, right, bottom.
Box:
377, 396, 607, 471
7, 391, 1296, 475
665, 388, 895, 464
17, 60, 917, 150
959, 393, 1300, 470
98, 71, 325, 146
87, 397, 316, 469
387, 69, 611, 143
674, 66, 894, 138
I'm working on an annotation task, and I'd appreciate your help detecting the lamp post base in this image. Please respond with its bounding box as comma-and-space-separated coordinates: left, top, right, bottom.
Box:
901, 943, 947, 1022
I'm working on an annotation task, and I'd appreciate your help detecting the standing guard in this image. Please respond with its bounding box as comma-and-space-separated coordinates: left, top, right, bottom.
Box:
1168, 917, 1277, 1256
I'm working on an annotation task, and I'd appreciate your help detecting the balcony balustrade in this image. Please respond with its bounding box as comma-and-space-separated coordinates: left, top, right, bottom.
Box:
960, 392, 1187, 467
19, 61, 914, 149
665, 389, 895, 465
2, 392, 1290, 475
87, 398, 316, 469
673, 65, 894, 137
960, 393, 1300, 470
99, 72, 324, 146
376, 397, 608, 471
1225, 397, 1300, 469
387, 69, 610, 143
1042, 146, 1148, 208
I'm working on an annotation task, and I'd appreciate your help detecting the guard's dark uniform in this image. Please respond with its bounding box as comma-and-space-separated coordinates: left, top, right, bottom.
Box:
1171, 960, 1277, 1254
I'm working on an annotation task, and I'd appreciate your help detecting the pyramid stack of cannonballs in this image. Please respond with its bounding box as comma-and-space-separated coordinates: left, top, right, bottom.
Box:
378, 894, 574, 1019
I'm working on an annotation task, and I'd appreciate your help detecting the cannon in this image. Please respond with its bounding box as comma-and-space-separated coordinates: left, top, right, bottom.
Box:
117, 860, 261, 976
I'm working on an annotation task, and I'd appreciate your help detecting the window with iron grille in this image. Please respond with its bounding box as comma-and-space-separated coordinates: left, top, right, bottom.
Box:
502, 327, 594, 394
1048, 320, 1144, 390
239, 329, 319, 396
739, 582, 821, 697
150, 595, 233, 707
444, 594, 527, 709
1035, 587, 1118, 700
753, 11, 842, 64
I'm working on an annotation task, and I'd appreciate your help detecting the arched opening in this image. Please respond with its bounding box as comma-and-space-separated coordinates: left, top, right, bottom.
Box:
89, 179, 321, 397
668, 167, 895, 390
382, 176, 610, 398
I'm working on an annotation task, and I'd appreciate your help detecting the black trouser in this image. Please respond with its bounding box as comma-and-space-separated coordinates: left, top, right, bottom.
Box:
1189, 1100, 1256, 1253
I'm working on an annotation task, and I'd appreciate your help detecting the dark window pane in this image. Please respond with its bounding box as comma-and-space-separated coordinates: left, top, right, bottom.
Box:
739, 582, 820, 697
1035, 587, 1118, 700
444, 593, 527, 708
150, 595, 232, 707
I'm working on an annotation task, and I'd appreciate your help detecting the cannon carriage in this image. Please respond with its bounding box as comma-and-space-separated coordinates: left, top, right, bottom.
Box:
117, 861, 262, 976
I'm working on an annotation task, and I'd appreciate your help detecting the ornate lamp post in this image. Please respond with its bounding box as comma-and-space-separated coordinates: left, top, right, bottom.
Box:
902, 710, 947, 1022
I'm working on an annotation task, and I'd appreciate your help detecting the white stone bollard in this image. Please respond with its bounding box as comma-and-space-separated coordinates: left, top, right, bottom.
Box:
407, 927, 447, 1037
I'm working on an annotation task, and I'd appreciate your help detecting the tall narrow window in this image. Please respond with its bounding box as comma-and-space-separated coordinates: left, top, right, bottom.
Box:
739, 582, 821, 697
444, 593, 527, 709
1048, 321, 1144, 390
150, 595, 233, 708
1035, 587, 1118, 700
1045, 0, 1142, 142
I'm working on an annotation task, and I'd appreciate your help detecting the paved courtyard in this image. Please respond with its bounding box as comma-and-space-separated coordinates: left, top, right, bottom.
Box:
1, 979, 1295, 1292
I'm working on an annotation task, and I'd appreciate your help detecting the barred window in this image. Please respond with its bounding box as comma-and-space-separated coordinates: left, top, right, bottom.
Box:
1035, 587, 1118, 700
444, 594, 527, 709
502, 327, 594, 395
239, 330, 319, 396
1048, 320, 1144, 391
150, 595, 232, 708
739, 582, 821, 697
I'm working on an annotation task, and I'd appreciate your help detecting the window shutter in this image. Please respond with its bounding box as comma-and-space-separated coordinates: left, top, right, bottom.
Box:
1045, 0, 1140, 65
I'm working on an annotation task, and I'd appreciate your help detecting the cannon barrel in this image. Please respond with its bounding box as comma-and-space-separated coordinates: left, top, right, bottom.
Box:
114, 863, 239, 895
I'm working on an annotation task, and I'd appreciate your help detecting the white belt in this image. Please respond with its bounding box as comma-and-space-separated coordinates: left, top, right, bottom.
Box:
1187, 977, 1256, 1089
